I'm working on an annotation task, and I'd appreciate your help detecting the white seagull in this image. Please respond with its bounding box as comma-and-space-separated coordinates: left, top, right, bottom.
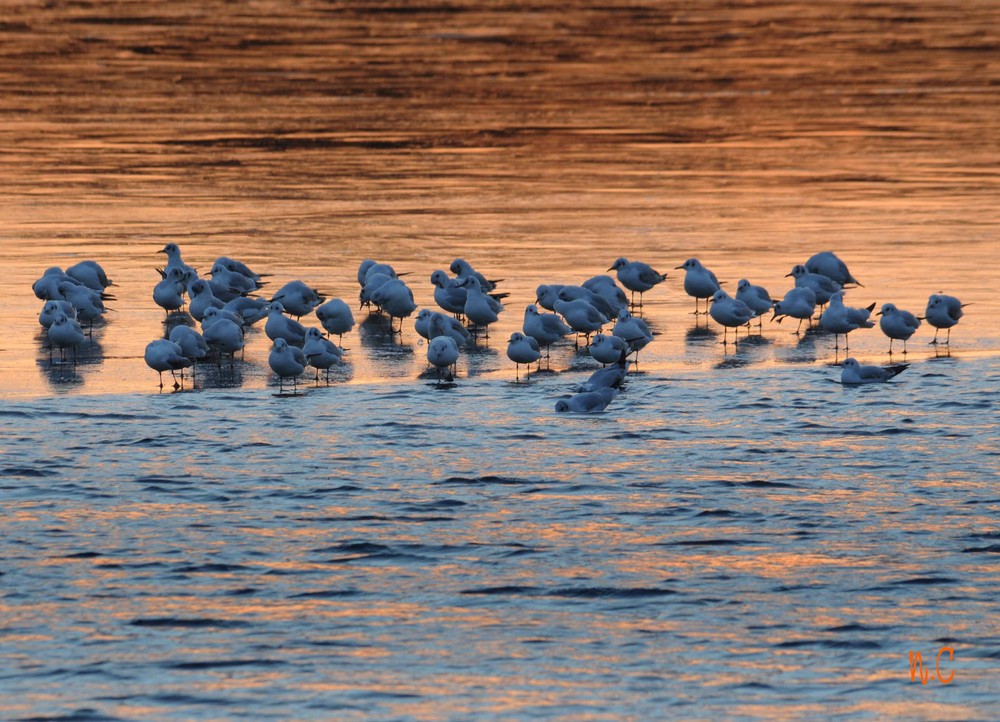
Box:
840, 357, 908, 385
805, 251, 862, 287
772, 287, 817, 334
675, 258, 721, 314
925, 294, 966, 345
609, 257, 668, 308
303, 327, 344, 382
269, 337, 307, 393
787, 264, 841, 306
818, 291, 875, 349
427, 335, 460, 382
878, 303, 921, 354
144, 339, 192, 389
523, 304, 573, 356
506, 332, 541, 379
265, 301, 307, 346
555, 387, 618, 413
316, 298, 355, 341
709, 289, 756, 345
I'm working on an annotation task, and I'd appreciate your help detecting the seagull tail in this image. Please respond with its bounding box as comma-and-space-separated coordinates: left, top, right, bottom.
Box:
886, 364, 909, 378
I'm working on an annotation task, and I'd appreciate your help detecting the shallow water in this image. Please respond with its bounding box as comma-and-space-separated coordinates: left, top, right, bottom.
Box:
1, 1, 999, 719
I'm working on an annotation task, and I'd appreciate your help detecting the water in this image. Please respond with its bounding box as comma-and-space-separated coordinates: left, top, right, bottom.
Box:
1, 1, 999, 719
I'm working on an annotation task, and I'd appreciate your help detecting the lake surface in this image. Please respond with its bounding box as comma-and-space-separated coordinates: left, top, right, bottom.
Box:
1, 1, 998, 719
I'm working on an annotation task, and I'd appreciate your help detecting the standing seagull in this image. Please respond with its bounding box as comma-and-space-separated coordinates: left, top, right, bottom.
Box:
522, 304, 573, 359
818, 291, 875, 350
427, 336, 460, 383
787, 265, 841, 307
302, 327, 344, 382
709, 289, 756, 346
840, 357, 908, 385
736, 279, 774, 329
608, 257, 668, 309
772, 287, 817, 334
925, 294, 966, 345
805, 251, 862, 287
144, 339, 192, 390
315, 298, 355, 342
675, 258, 722, 315
47, 313, 86, 362
66, 261, 114, 292
506, 332, 541, 380
269, 338, 307, 394
878, 303, 921, 355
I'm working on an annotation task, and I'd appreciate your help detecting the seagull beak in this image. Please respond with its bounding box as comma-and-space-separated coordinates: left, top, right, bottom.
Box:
606, 265, 615, 272
875, 311, 883, 316
784, 272, 793, 277
674, 265, 684, 270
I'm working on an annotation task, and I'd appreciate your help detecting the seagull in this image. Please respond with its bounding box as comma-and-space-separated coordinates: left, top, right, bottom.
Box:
450, 258, 501, 292
144, 339, 192, 389
46, 313, 86, 361
523, 304, 573, 357
208, 262, 258, 300
360, 272, 393, 310
427, 335, 460, 383
153, 267, 187, 314
675, 258, 721, 314
818, 291, 875, 349
925, 294, 966, 345
553, 298, 607, 346
203, 316, 244, 360
573, 362, 630, 392
33, 267, 77, 301
57, 281, 107, 330
557, 286, 615, 319
582, 275, 629, 316
589, 333, 630, 365
805, 251, 862, 287
223, 296, 270, 326
426, 311, 473, 346
38, 300, 77, 329
271, 280, 325, 318
708, 289, 756, 345
555, 387, 618, 413
430, 270, 469, 316
168, 325, 210, 362
214, 256, 266, 285
772, 287, 817, 334
200, 306, 243, 333
840, 357, 908, 385
269, 337, 306, 393
877, 303, 921, 354
787, 264, 841, 306
315, 298, 355, 341
66, 261, 113, 292
464, 283, 501, 337
303, 327, 344, 382
265, 301, 307, 346
735, 279, 774, 328
187, 279, 225, 321
158, 243, 197, 288
612, 310, 653, 356
370, 278, 417, 332
609, 257, 667, 308
506, 332, 541, 380
534, 284, 565, 312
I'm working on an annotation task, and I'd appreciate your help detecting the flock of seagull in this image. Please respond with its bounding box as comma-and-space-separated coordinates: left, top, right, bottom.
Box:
32, 248, 967, 410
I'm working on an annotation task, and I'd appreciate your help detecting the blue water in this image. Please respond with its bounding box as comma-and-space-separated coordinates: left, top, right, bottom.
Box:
2, 357, 998, 720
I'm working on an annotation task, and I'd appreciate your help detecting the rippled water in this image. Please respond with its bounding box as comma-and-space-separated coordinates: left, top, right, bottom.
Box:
1, 1, 999, 719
